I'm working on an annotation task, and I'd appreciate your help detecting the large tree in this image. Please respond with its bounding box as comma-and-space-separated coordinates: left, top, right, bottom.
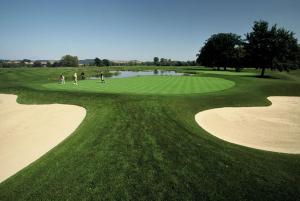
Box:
245, 20, 299, 76
102, 59, 110, 66
196, 33, 242, 70
160, 58, 168, 66
233, 44, 246, 72
296, 45, 300, 68
94, 57, 103, 66
153, 57, 159, 66
32, 61, 42, 67
60, 55, 79, 67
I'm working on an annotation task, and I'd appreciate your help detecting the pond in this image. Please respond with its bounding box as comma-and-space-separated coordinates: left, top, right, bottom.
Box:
90, 70, 187, 79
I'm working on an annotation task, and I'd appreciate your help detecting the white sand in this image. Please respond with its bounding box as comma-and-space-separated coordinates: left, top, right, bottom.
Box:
0, 94, 86, 182
195, 96, 300, 154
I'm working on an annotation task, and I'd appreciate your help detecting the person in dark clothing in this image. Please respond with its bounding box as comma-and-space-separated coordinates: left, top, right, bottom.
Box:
81, 72, 85, 80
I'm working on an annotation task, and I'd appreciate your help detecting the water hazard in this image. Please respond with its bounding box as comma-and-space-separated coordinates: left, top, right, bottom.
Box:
90, 70, 187, 79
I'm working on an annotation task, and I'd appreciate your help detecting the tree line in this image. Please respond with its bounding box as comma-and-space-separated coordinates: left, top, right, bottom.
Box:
0, 56, 197, 68
94, 58, 112, 66
196, 20, 300, 77
152, 57, 196, 66
0, 57, 144, 67
0, 55, 79, 68
93, 57, 197, 67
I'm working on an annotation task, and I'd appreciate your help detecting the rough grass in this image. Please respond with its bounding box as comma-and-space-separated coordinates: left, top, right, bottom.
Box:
0, 67, 300, 201
43, 76, 235, 95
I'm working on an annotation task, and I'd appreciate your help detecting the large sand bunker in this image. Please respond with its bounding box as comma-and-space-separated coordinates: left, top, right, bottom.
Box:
195, 96, 300, 154
0, 94, 86, 182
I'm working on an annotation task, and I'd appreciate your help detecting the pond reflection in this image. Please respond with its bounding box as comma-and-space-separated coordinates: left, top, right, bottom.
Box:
90, 70, 186, 79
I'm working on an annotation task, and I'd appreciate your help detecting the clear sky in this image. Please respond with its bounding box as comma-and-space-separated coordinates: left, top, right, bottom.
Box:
0, 0, 299, 61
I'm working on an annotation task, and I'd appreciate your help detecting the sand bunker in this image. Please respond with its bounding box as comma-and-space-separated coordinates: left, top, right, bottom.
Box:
0, 94, 86, 182
195, 96, 300, 154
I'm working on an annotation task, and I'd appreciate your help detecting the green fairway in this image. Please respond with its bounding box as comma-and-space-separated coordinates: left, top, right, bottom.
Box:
200, 70, 257, 76
0, 67, 300, 201
43, 76, 235, 95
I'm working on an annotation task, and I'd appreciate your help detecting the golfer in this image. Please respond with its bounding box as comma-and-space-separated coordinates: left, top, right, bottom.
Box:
100, 72, 105, 83
73, 72, 78, 85
60, 74, 65, 84
81, 72, 85, 80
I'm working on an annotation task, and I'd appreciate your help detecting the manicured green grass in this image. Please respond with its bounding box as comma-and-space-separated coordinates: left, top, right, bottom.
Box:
199, 70, 257, 76
0, 67, 300, 201
179, 68, 258, 76
43, 76, 235, 95
177, 67, 259, 76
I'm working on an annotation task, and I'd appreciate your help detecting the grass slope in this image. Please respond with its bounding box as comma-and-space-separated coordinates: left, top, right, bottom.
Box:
43, 76, 235, 95
178, 67, 258, 76
0, 67, 300, 201
199, 70, 256, 76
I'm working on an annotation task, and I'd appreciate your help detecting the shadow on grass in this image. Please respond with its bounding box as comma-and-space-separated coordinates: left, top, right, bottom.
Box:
249, 75, 280, 79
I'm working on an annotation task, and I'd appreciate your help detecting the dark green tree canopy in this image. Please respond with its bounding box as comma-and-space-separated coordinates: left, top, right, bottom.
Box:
196, 33, 242, 70
22, 59, 31, 63
32, 61, 42, 67
102, 59, 110, 66
153, 57, 159, 66
94, 57, 103, 66
245, 20, 299, 76
60, 55, 79, 67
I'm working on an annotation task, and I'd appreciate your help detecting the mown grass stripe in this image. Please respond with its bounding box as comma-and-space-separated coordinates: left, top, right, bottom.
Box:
43, 76, 235, 95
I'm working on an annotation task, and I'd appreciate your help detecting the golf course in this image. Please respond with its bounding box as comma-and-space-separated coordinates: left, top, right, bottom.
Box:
0, 67, 300, 200
2, 0, 300, 199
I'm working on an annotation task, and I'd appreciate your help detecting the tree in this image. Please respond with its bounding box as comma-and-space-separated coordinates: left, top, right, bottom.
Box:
52, 61, 60, 67
233, 44, 246, 72
160, 58, 167, 66
20, 59, 31, 66
102, 59, 110, 66
22, 59, 31, 63
196, 33, 242, 70
94, 57, 103, 66
46, 61, 51, 67
245, 20, 299, 77
60, 55, 79, 67
33, 61, 42, 67
296, 45, 300, 69
153, 57, 159, 66
272, 27, 299, 71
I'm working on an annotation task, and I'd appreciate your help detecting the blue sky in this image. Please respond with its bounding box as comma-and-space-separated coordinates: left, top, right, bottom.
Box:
0, 0, 299, 61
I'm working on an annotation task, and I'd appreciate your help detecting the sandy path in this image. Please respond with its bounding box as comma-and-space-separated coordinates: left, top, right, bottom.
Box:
0, 94, 86, 183
195, 96, 300, 154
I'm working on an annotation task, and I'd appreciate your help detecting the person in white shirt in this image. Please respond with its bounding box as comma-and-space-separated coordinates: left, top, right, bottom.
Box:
73, 72, 78, 85
60, 74, 65, 84
100, 72, 105, 83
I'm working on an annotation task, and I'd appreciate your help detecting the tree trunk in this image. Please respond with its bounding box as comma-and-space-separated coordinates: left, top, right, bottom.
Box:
224, 66, 227, 71
260, 67, 265, 77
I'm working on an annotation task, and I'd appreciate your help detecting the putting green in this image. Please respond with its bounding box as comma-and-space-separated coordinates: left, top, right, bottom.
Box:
43, 76, 235, 95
